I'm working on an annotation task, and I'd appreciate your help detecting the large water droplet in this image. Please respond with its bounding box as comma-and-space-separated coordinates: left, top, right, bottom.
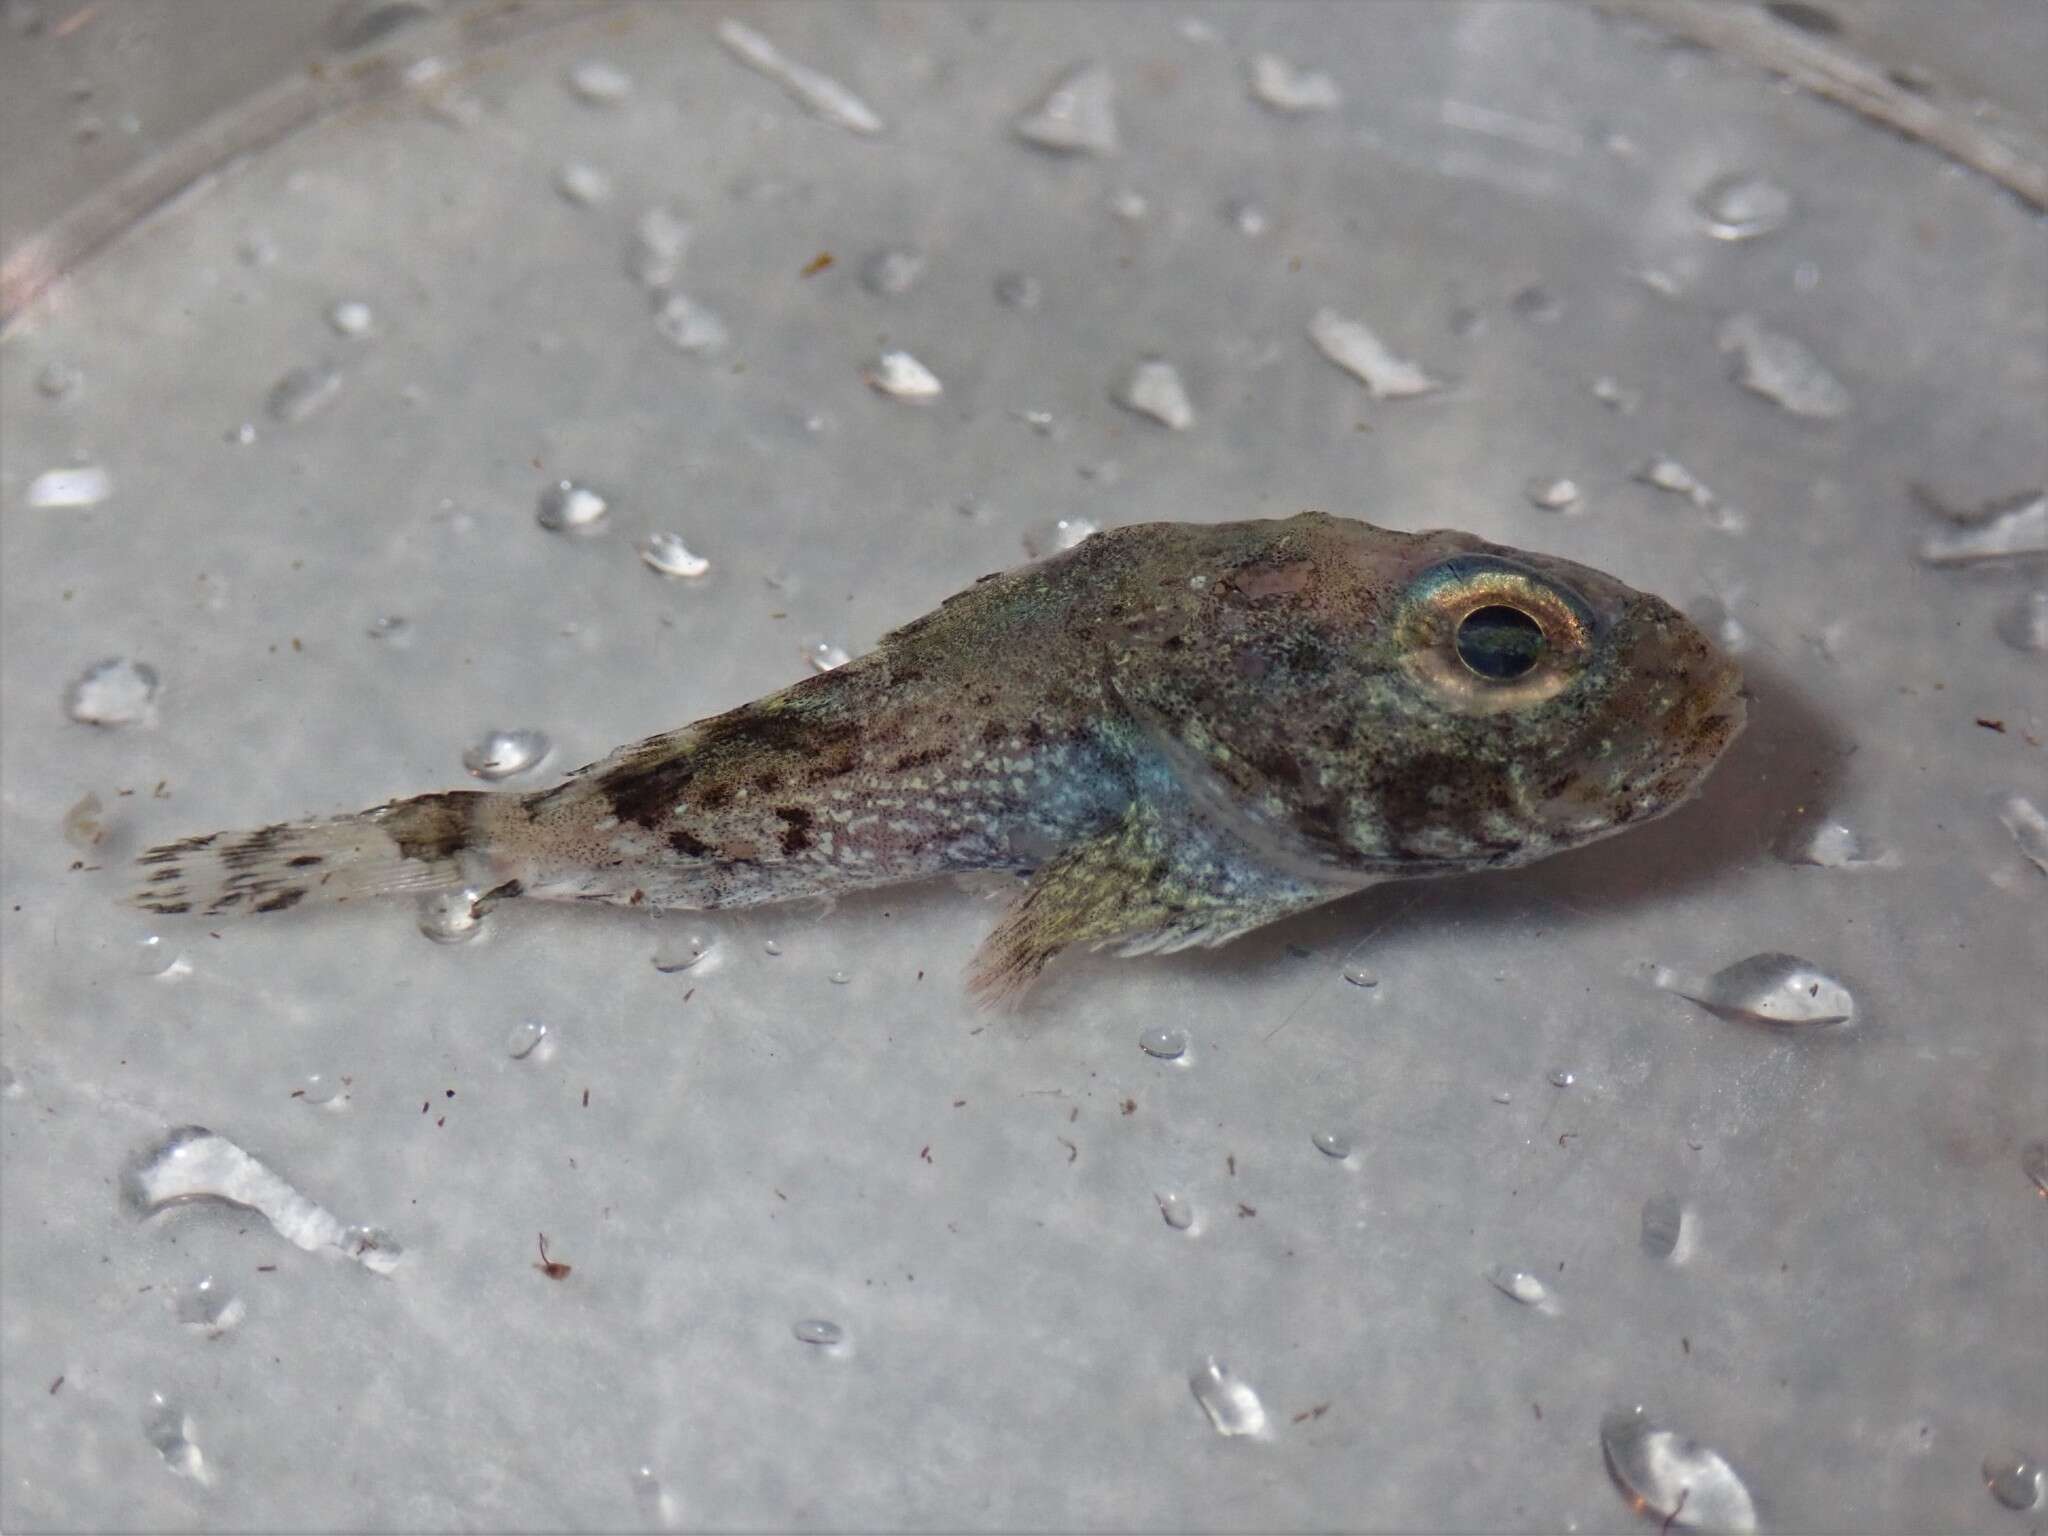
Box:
1308, 307, 1441, 399
1013, 62, 1119, 155
1983, 1454, 2044, 1511
129, 932, 189, 980
565, 59, 632, 106
1021, 516, 1097, 558
1694, 173, 1794, 240
1995, 590, 2048, 653
463, 728, 550, 781
1311, 1130, 1353, 1160
1998, 795, 2048, 876
66, 657, 158, 727
651, 932, 716, 974
863, 349, 942, 401
1342, 965, 1379, 988
1715, 313, 1851, 419
1116, 359, 1194, 430
714, 18, 883, 135
804, 640, 851, 673
1918, 491, 2044, 565
298, 1073, 343, 1109
506, 1020, 551, 1060
641, 532, 711, 579
792, 1318, 844, 1347
1484, 1264, 1552, 1309
418, 888, 487, 944
1671, 952, 1856, 1027
26, 464, 111, 508
861, 247, 927, 296
1601, 1407, 1756, 1531
174, 1274, 246, 1334
536, 480, 609, 533
1140, 1026, 1188, 1060
1189, 1357, 1268, 1437
1524, 475, 1582, 512
143, 1395, 213, 1485
1640, 1194, 1687, 1260
1157, 1192, 1195, 1230
1548, 1070, 1577, 1089
1248, 53, 1341, 113
266, 362, 343, 423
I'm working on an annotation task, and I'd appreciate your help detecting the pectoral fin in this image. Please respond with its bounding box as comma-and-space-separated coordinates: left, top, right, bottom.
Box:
967, 802, 1330, 1001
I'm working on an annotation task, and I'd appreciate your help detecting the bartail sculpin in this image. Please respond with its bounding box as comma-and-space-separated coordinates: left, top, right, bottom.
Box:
134, 513, 1744, 996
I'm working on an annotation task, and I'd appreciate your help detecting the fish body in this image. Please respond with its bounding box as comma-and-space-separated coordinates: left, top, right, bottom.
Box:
135, 514, 1744, 993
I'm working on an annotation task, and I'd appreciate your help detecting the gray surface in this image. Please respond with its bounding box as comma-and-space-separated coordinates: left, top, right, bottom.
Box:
2, 2, 2044, 1530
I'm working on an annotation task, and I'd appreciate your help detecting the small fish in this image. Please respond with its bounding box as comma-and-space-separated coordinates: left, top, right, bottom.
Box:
133, 514, 1743, 996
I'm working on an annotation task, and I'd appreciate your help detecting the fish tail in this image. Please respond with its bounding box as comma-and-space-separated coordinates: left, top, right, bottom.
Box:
132, 790, 500, 918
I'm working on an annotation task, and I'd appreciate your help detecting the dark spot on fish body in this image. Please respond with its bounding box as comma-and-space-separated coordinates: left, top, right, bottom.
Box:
254, 889, 305, 913
775, 806, 814, 854
755, 771, 783, 793
889, 746, 949, 773
286, 854, 324, 868
668, 828, 713, 859
980, 721, 1008, 748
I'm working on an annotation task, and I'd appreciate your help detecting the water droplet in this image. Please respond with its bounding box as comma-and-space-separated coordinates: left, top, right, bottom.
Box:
861, 247, 927, 296
1641, 1194, 1687, 1260
128, 1124, 402, 1273
36, 360, 81, 399
632, 1463, 678, 1529
1484, 1264, 1551, 1307
1109, 187, 1149, 221
1600, 1406, 1757, 1532
143, 1395, 212, 1485
265, 362, 343, 423
653, 292, 729, 355
2022, 1140, 2048, 1197
863, 349, 942, 401
1524, 476, 1582, 511
1997, 590, 2048, 653
298, 1073, 342, 1108
1226, 199, 1269, 237
1157, 1192, 1195, 1230
792, 1318, 843, 1346
628, 205, 692, 288
418, 888, 487, 944
327, 300, 373, 337
1984, 1454, 2044, 1512
1773, 810, 1891, 869
804, 640, 851, 674
1021, 516, 1097, 558
1694, 172, 1794, 240
1669, 952, 1856, 1028
565, 59, 632, 105
463, 728, 550, 781
640, 532, 711, 579
66, 657, 158, 727
821, 968, 851, 988
506, 1020, 550, 1060
1490, 1091, 1513, 1105
1546, 1070, 1577, 1089
1308, 307, 1441, 399
1341, 965, 1379, 989
1115, 358, 1194, 431
1592, 374, 1641, 413
1635, 456, 1744, 531
1139, 1026, 1188, 1060
1311, 1130, 1353, 1159
26, 464, 111, 509
1014, 62, 1119, 155
226, 421, 257, 446
555, 160, 611, 206
1189, 1357, 1268, 1437
366, 614, 410, 644
129, 932, 189, 980
2000, 796, 2048, 877
714, 18, 883, 135
1248, 53, 1340, 113
994, 272, 1042, 310
1510, 285, 1563, 324
1014, 408, 1059, 437
1715, 313, 1851, 419
174, 1274, 246, 1334
536, 479, 609, 533
62, 791, 107, 851
651, 933, 715, 974
1919, 491, 2046, 565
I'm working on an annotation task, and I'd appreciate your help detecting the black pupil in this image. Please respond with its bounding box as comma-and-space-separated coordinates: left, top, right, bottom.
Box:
1454, 605, 1544, 680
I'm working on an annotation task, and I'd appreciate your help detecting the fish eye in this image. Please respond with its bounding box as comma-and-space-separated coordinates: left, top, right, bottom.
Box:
1454, 605, 1544, 681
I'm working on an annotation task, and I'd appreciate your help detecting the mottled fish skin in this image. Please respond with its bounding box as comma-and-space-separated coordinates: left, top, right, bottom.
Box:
133, 513, 1744, 995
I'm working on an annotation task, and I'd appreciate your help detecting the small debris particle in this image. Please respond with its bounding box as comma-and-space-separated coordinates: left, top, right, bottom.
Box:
800, 251, 834, 277
289, 1089, 305, 1099
773, 1188, 787, 1201
1289, 1402, 1330, 1424
48, 1375, 63, 1395
1237, 1202, 1257, 1218
534, 1232, 572, 1280
1120, 1097, 1136, 1116
952, 1098, 966, 1108
1976, 717, 2007, 733
1557, 1132, 1577, 1148
919, 1144, 933, 1163
256, 1265, 277, 1272
1532, 1401, 1543, 1420
1226, 1154, 1237, 1176
582, 1087, 590, 1107
1682, 1336, 1692, 1355
421, 1100, 430, 1114
1057, 1136, 1078, 1164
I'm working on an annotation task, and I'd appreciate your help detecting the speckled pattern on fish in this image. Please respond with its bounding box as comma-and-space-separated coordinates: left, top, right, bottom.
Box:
133, 514, 1745, 995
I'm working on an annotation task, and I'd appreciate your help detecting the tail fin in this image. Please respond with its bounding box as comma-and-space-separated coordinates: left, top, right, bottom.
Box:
133, 791, 489, 918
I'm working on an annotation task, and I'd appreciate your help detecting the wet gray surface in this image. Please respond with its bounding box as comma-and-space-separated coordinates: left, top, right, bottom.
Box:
2, 3, 2044, 1530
